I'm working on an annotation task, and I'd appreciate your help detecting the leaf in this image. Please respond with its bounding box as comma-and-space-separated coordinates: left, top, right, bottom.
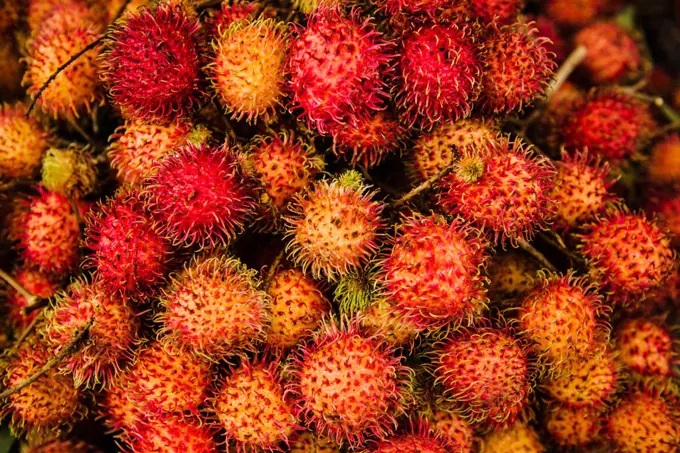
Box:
0, 425, 15, 453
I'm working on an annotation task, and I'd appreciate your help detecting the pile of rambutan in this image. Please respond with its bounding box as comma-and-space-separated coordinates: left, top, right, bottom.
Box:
0, 0, 679, 452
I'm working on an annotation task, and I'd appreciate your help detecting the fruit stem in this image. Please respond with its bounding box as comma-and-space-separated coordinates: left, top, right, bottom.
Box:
0, 269, 37, 305
517, 239, 558, 272
0, 317, 94, 400
264, 250, 285, 290
391, 165, 452, 208
546, 45, 587, 99
3, 311, 46, 362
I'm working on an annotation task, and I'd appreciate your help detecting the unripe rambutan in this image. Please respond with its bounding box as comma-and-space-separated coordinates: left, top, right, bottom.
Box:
561, 90, 656, 163
486, 250, 541, 301
106, 120, 192, 186
286, 318, 410, 446
287, 8, 393, 135
361, 424, 450, 453
19, 189, 84, 277
360, 298, 422, 347
144, 143, 256, 247
407, 117, 500, 182
265, 268, 330, 349
1, 337, 85, 438
22, 437, 103, 453
605, 391, 679, 453
211, 19, 287, 123
438, 138, 555, 245
42, 279, 139, 388
84, 191, 173, 300
125, 413, 217, 453
518, 273, 607, 372
479, 23, 555, 114
542, 351, 618, 407
424, 408, 475, 452
289, 431, 340, 453
574, 22, 642, 85
0, 103, 51, 180
480, 423, 544, 453
544, 404, 602, 449
101, 3, 205, 124
578, 210, 675, 303
469, 0, 522, 25
212, 357, 299, 451
648, 133, 680, 186
4, 266, 59, 330
41, 146, 96, 198
23, 6, 103, 119
157, 254, 269, 358
434, 326, 533, 426
544, 0, 601, 28
284, 171, 384, 281
379, 214, 488, 329
396, 23, 482, 129
614, 318, 677, 379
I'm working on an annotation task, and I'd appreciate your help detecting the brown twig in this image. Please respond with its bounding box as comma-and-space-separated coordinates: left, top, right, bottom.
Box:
264, 250, 285, 290
0, 269, 37, 306
391, 165, 452, 208
517, 239, 558, 273
3, 310, 45, 361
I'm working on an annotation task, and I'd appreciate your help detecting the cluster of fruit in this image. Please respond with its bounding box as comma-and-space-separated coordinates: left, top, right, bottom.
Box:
0, 0, 678, 452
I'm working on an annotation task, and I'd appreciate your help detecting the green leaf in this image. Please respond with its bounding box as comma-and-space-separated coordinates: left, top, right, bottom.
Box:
0, 425, 15, 453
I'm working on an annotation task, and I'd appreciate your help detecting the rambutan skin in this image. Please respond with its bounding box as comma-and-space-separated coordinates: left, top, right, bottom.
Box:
143, 143, 256, 247
542, 352, 618, 407
481, 422, 545, 453
289, 431, 340, 453
286, 7, 393, 135
0, 103, 52, 179
377, 0, 463, 16
544, 0, 601, 28
157, 254, 270, 359
647, 133, 680, 186
100, 3, 205, 124
544, 403, 602, 448
124, 413, 218, 453
379, 214, 489, 330
203, 0, 264, 38
424, 408, 475, 453
4, 266, 59, 330
614, 318, 676, 378
469, 0, 522, 25
396, 23, 482, 129
41, 145, 97, 199
361, 427, 450, 453
486, 250, 541, 301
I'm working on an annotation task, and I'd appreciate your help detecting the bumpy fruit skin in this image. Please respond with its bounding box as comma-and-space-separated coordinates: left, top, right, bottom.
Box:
542, 352, 618, 407
4, 266, 59, 329
286, 319, 409, 446
26, 0, 106, 34
23, 438, 103, 453
1, 338, 84, 438
360, 298, 421, 347
0, 103, 51, 179
107, 120, 192, 186
481, 423, 544, 453
424, 409, 475, 453
534, 81, 583, 151
480, 23, 555, 114
544, 404, 602, 449
265, 268, 330, 349
578, 210, 675, 303
125, 413, 217, 453
101, 3, 205, 124
518, 274, 606, 372
606, 391, 679, 453
144, 143, 255, 247
378, 0, 465, 16
615, 318, 677, 379
396, 23, 482, 129
648, 133, 680, 186
545, 0, 600, 28
469, 0, 522, 25
287, 8, 393, 135
575, 22, 641, 85
211, 19, 287, 123
647, 191, 680, 245
486, 251, 540, 301
42, 145, 97, 198
379, 215, 488, 329
43, 279, 139, 388
99, 372, 144, 435
203, 0, 263, 37
19, 189, 84, 277
158, 254, 269, 359
212, 357, 299, 451
289, 431, 340, 453
284, 172, 384, 281
438, 138, 555, 245
551, 151, 615, 230
84, 191, 173, 300
562, 90, 656, 163
435, 326, 533, 426
361, 425, 450, 453
407, 118, 499, 182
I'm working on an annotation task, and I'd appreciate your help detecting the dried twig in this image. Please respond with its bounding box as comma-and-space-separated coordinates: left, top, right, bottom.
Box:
3, 310, 46, 361
264, 250, 285, 290
391, 165, 452, 208
0, 269, 37, 306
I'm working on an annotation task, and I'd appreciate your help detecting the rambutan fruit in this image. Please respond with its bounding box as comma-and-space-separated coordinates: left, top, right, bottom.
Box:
286, 7, 393, 135
157, 253, 269, 359
104, 0, 151, 22
203, 0, 264, 37
143, 143, 256, 247
98, 372, 143, 435
544, 0, 601, 28
19, 189, 85, 277
542, 351, 618, 407
647, 133, 680, 186
518, 273, 607, 372
434, 325, 533, 426
42, 278, 139, 388
265, 267, 330, 349
377, 0, 466, 16
574, 22, 642, 85
550, 151, 616, 230
212, 356, 299, 451
23, 437, 103, 453
424, 408, 475, 452
480, 422, 544, 453
379, 214, 489, 330
605, 391, 679, 453
4, 266, 59, 330
479, 23, 555, 114
360, 298, 422, 348
531, 15, 567, 63
1, 337, 85, 438
0, 102, 52, 180
647, 191, 680, 245
561, 90, 656, 163
41, 145, 97, 199
84, 190, 173, 300
395, 23, 482, 129
100, 3, 205, 124
106, 120, 192, 187
533, 81, 583, 152
486, 250, 541, 301
407, 117, 500, 182
544, 403, 602, 449
211, 19, 287, 123
23, 5, 103, 120
438, 137, 555, 245
284, 171, 384, 281
578, 210, 675, 303
469, 0, 522, 25
26, 0, 106, 34
289, 431, 340, 453
286, 317, 410, 446
124, 413, 217, 453
361, 424, 450, 453
614, 318, 677, 379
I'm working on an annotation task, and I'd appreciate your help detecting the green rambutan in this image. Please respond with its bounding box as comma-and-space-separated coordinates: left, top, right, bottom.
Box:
0, 102, 52, 180
41, 145, 97, 199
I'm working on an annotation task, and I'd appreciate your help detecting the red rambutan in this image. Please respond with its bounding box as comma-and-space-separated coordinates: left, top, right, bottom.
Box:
4, 266, 59, 330
361, 424, 450, 453
542, 351, 618, 407
422, 408, 475, 452
544, 0, 601, 28
531, 15, 567, 63
646, 191, 680, 246
614, 318, 677, 379
0, 102, 52, 180
203, 0, 263, 37
469, 0, 522, 25
480, 422, 544, 453
124, 413, 217, 453
377, 0, 466, 16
